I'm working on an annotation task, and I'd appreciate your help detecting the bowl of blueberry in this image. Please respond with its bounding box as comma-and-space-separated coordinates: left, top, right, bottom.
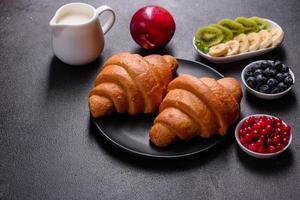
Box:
235, 114, 292, 158
241, 60, 295, 99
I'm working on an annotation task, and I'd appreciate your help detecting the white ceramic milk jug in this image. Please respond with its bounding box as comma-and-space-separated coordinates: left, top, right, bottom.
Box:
50, 3, 115, 65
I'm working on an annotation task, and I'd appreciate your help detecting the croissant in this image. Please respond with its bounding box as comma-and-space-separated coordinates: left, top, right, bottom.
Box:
149, 74, 243, 147
89, 52, 178, 118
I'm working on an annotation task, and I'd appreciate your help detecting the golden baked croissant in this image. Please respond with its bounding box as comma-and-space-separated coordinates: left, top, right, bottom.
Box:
149, 74, 243, 147
89, 52, 178, 118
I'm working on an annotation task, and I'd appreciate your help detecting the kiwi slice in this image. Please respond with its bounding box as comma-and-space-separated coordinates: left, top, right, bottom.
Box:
218, 19, 245, 36
195, 26, 224, 48
210, 24, 233, 42
235, 17, 259, 33
194, 39, 209, 53
249, 16, 271, 30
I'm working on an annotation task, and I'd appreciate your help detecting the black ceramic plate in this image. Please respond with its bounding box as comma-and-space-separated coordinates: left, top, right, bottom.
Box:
92, 58, 226, 158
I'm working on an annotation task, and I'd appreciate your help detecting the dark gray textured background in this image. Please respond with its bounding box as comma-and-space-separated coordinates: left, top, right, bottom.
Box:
0, 0, 299, 199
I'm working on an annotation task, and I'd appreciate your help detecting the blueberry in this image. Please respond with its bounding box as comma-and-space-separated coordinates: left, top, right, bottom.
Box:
263, 68, 271, 78
256, 74, 267, 86
251, 64, 261, 72
260, 61, 268, 69
283, 72, 291, 78
284, 76, 293, 87
273, 60, 283, 71
258, 84, 270, 93
271, 87, 280, 94
244, 70, 253, 79
254, 69, 263, 76
246, 76, 256, 89
260, 60, 273, 69
263, 68, 273, 78
268, 61, 276, 70
276, 73, 284, 82
269, 69, 277, 77
281, 65, 289, 73
267, 78, 278, 89
278, 82, 288, 92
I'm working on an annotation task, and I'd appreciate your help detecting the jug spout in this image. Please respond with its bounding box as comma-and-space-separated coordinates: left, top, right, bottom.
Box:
49, 13, 69, 28
49, 9, 66, 27
49, 14, 59, 27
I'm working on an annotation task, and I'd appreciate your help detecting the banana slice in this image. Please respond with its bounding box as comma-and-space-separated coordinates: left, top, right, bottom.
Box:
225, 40, 239, 56
269, 28, 284, 47
209, 43, 228, 57
234, 34, 249, 53
259, 30, 272, 49
247, 32, 261, 51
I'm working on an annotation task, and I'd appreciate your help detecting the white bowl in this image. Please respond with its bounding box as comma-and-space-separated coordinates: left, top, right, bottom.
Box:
193, 19, 284, 63
241, 60, 295, 99
235, 114, 292, 159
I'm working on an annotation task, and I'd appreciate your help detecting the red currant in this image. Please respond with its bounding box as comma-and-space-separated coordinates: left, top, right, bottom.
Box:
282, 125, 291, 133
248, 116, 256, 124
260, 135, 266, 141
276, 143, 284, 151
274, 118, 282, 124
251, 130, 259, 140
268, 145, 277, 153
275, 122, 282, 128
240, 137, 247, 146
239, 129, 244, 138
265, 118, 272, 125
256, 139, 264, 147
272, 136, 281, 145
248, 143, 258, 152
260, 121, 267, 128
261, 129, 268, 136
276, 134, 282, 141
252, 124, 259, 131
257, 147, 267, 153
286, 125, 291, 133
244, 133, 252, 143
282, 137, 289, 145
266, 125, 273, 133
256, 122, 264, 130
266, 138, 272, 146
282, 132, 290, 140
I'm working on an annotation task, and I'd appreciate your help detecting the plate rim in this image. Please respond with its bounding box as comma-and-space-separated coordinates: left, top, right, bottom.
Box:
91, 58, 227, 158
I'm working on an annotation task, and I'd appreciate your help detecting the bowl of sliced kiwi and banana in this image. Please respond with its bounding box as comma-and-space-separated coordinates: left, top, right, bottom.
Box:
193, 16, 284, 63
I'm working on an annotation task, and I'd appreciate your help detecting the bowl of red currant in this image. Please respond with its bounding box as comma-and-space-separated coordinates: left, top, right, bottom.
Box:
235, 114, 292, 158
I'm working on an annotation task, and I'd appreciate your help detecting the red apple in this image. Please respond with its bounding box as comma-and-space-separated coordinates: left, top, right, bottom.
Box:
130, 5, 176, 50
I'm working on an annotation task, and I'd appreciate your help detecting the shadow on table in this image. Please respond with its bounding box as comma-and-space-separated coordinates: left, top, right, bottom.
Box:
46, 56, 102, 94
132, 45, 174, 56
236, 145, 294, 174
88, 119, 234, 172
244, 90, 297, 113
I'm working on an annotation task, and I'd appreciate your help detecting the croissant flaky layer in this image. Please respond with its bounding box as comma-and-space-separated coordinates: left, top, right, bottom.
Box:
149, 75, 243, 147
88, 52, 178, 118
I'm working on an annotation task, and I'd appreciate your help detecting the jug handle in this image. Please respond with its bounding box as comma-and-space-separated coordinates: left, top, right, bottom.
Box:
96, 5, 116, 35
